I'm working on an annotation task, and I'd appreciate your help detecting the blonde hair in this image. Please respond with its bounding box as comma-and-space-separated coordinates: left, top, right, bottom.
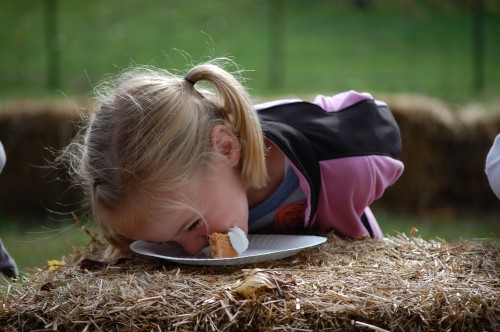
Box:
63, 58, 267, 256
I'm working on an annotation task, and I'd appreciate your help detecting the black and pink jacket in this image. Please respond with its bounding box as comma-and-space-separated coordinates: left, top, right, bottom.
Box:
255, 91, 404, 239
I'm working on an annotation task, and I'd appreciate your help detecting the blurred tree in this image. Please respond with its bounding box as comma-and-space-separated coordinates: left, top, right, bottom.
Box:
351, 0, 371, 10
268, 0, 285, 91
472, 0, 484, 95
44, 0, 60, 92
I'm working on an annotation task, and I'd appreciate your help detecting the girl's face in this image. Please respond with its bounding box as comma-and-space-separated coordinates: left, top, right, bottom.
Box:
119, 125, 249, 256
149, 166, 249, 256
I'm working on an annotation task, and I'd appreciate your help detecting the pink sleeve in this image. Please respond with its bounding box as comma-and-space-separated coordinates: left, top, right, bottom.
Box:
255, 91, 381, 113
310, 91, 403, 238
314, 156, 404, 238
313, 90, 376, 112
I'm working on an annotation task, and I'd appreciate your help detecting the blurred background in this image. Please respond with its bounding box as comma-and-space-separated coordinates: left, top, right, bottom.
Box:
1, 0, 499, 273
2, 0, 500, 102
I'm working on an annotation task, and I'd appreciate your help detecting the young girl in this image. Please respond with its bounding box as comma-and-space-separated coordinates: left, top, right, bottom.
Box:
63, 58, 404, 258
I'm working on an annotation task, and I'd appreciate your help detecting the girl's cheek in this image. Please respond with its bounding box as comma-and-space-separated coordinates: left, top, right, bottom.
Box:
184, 237, 209, 256
166, 241, 182, 248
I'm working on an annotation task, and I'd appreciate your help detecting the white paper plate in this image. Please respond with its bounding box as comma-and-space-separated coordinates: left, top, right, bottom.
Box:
130, 234, 327, 266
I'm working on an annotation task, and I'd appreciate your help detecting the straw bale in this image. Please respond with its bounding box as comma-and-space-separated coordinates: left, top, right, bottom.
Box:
1, 96, 500, 218
385, 95, 459, 211
0, 100, 89, 218
1, 234, 498, 331
380, 94, 500, 212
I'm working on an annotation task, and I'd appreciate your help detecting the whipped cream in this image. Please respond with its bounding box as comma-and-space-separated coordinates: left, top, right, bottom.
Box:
228, 227, 249, 254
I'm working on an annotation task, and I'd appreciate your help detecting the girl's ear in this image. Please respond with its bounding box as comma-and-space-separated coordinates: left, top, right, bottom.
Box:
211, 125, 241, 167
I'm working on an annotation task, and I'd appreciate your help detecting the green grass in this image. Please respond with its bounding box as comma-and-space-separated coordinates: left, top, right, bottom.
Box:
0, 217, 95, 275
374, 209, 499, 246
1, 1, 499, 103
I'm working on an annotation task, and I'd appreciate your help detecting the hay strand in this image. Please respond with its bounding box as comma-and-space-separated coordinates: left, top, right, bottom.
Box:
1, 233, 498, 331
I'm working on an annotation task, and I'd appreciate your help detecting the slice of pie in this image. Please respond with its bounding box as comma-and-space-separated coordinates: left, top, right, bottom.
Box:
209, 233, 239, 258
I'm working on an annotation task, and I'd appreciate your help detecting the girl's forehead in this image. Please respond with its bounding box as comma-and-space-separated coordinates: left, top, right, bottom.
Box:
114, 204, 196, 239
113, 174, 209, 234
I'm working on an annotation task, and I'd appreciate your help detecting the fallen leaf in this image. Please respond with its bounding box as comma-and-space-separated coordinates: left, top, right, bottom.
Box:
47, 260, 63, 271
233, 269, 296, 297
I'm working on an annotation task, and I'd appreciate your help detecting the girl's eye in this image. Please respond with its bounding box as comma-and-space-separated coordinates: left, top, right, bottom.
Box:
187, 219, 201, 232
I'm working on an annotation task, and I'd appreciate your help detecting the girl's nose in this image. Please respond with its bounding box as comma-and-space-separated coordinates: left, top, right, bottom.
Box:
177, 234, 208, 256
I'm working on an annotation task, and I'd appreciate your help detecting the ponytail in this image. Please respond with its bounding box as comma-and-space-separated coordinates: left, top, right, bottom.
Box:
185, 59, 268, 188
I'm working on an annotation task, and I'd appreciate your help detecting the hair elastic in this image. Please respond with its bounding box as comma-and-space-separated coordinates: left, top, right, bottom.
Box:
93, 178, 102, 189
184, 76, 195, 86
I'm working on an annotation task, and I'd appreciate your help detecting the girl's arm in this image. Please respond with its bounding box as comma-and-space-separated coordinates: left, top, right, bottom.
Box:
311, 91, 404, 238
314, 155, 403, 238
